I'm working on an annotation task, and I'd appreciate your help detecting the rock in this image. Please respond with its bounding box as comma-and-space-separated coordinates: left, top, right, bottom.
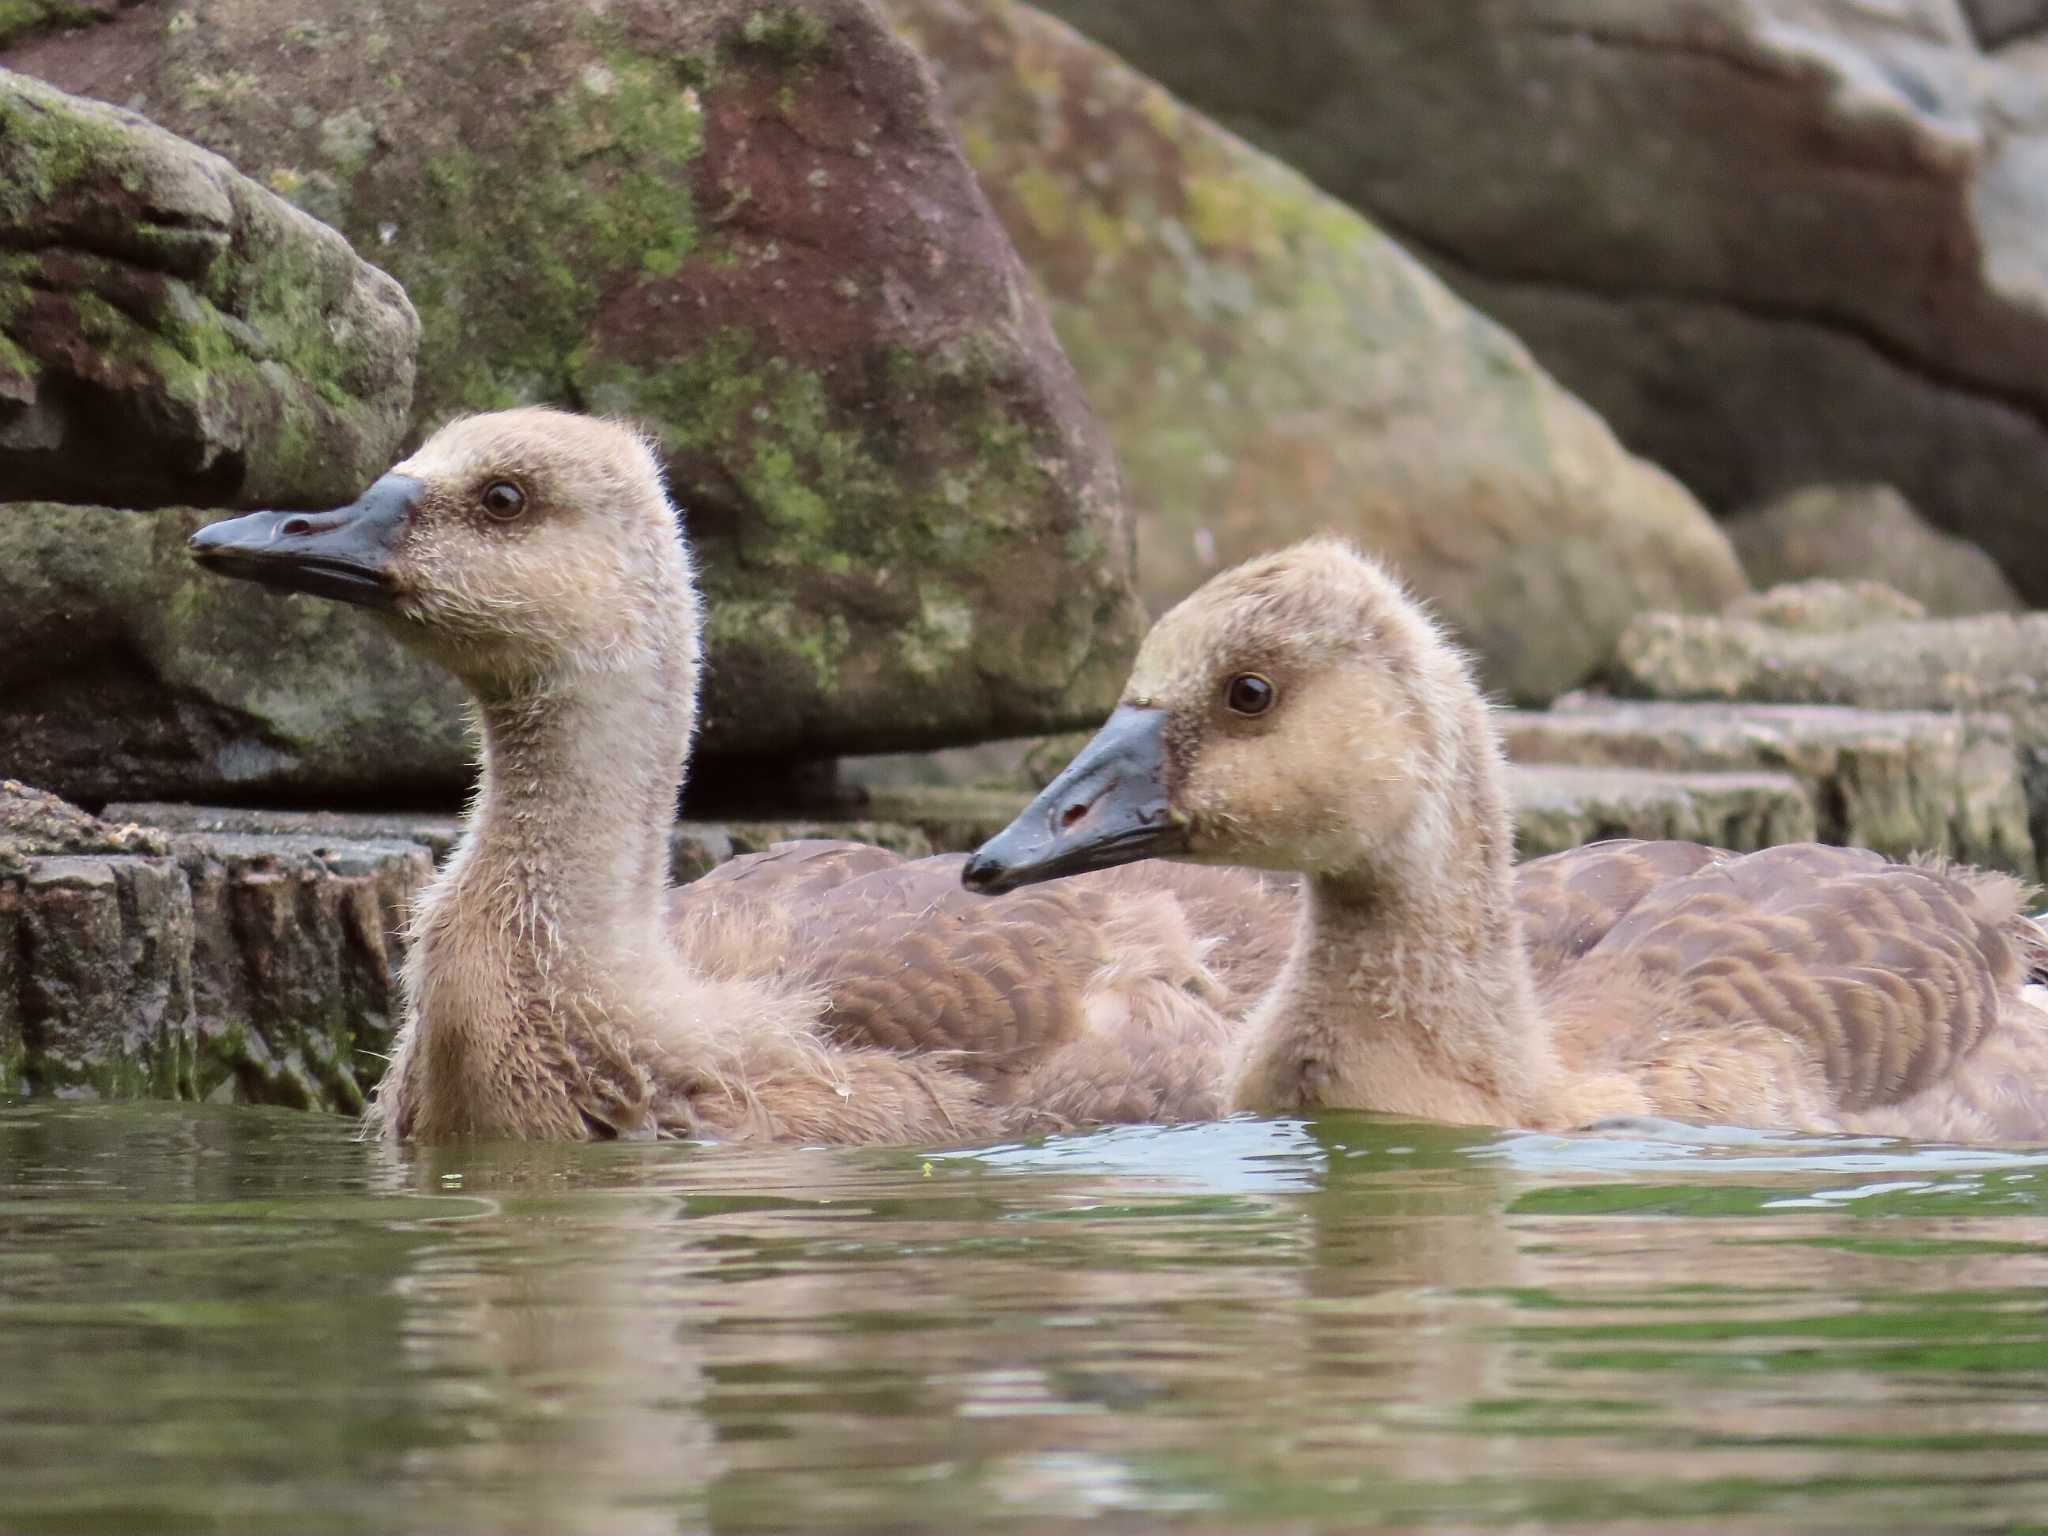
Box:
1505, 700, 2035, 873
0, 70, 416, 509
1031, 0, 2048, 608
1509, 765, 1818, 860
841, 731, 1091, 794
4, 853, 195, 1098
0, 503, 469, 803
1612, 598, 2048, 856
0, 2, 136, 50
1726, 484, 2024, 616
1964, 0, 2048, 47
886, 0, 1746, 704
0, 778, 166, 874
174, 831, 425, 1113
108, 802, 466, 864
1720, 577, 1928, 631
0, 785, 427, 1109
7, 0, 1142, 762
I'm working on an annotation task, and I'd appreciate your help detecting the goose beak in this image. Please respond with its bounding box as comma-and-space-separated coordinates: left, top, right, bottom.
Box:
187, 473, 424, 610
962, 705, 1186, 895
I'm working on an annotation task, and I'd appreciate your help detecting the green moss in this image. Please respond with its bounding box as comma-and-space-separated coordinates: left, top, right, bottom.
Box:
366, 38, 703, 422
0, 0, 98, 48
734, 6, 832, 65
0, 80, 134, 225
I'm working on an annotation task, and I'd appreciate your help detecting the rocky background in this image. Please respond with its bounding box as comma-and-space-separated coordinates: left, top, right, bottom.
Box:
4, 0, 2048, 1107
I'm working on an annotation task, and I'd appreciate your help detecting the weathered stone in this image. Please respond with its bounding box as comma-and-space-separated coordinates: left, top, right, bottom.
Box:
8, 854, 196, 1098
842, 731, 1090, 794
0, 877, 18, 1093
0, 503, 469, 803
1032, 0, 2048, 607
0, 777, 166, 874
0, 69, 416, 509
108, 801, 466, 863
8, 0, 1142, 762
886, 0, 1746, 704
0, 780, 168, 1091
173, 831, 426, 1113
1613, 599, 2048, 858
1963, 0, 2048, 47
1505, 700, 2035, 873
0, 784, 427, 1109
0, 1, 135, 51
1720, 577, 1927, 631
1726, 484, 2024, 617
1509, 764, 1818, 860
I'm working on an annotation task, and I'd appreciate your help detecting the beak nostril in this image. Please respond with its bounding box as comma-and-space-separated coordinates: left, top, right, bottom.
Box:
1059, 802, 1088, 832
280, 516, 313, 538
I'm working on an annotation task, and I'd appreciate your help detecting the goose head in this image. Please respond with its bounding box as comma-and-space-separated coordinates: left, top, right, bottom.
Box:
190, 408, 694, 694
965, 539, 1486, 894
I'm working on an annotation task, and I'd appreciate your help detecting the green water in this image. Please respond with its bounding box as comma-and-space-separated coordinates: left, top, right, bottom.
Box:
3, 1104, 2047, 1534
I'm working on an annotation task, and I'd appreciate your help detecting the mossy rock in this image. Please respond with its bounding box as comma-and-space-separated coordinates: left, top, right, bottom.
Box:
0, 503, 469, 802
0, 69, 416, 508
885, 0, 1747, 704
9, 0, 1141, 762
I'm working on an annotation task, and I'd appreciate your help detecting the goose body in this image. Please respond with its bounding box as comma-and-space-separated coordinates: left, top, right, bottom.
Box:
965, 539, 2048, 1143
189, 408, 1289, 1143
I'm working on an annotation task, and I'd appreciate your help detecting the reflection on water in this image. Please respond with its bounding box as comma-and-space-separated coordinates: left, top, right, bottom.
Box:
2, 1103, 2046, 1534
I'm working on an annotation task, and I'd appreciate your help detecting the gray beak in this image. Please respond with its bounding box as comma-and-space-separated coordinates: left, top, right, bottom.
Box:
188, 473, 423, 610
961, 705, 1186, 895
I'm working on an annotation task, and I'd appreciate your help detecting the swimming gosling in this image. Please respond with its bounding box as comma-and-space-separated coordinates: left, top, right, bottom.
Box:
190, 409, 1290, 1144
965, 538, 2048, 1142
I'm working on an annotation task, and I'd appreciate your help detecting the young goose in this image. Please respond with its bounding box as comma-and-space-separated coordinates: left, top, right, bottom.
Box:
965, 539, 2048, 1142
190, 408, 1291, 1143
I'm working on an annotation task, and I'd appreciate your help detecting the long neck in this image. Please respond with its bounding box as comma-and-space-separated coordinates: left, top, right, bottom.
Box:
451, 649, 692, 973
1231, 737, 1573, 1129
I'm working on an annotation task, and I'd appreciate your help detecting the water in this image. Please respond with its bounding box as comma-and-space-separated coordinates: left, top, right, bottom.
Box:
3, 1104, 2047, 1534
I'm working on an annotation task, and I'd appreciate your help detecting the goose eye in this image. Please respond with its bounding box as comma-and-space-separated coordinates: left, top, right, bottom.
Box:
1224, 673, 1275, 716
480, 481, 525, 520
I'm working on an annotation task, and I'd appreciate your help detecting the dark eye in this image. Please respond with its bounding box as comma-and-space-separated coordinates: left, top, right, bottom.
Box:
1224, 673, 1275, 716
480, 481, 525, 520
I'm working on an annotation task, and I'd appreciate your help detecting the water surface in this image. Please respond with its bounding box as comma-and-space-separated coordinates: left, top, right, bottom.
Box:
3, 1102, 2046, 1534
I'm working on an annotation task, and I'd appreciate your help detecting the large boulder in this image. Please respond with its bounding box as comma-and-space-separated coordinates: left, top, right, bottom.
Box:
1725, 483, 2024, 616
885, 0, 1745, 703
0, 503, 467, 803
1963, 1, 2048, 47
1035, 0, 2048, 607
0, 69, 416, 508
7, 0, 1142, 764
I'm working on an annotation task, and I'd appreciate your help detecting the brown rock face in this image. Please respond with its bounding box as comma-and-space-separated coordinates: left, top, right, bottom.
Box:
0, 70, 418, 509
1034, 0, 2048, 607
888, 0, 1746, 703
7, 0, 1142, 763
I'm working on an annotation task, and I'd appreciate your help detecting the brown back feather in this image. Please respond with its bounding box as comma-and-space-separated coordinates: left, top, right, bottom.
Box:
1518, 840, 2041, 1115
668, 842, 1296, 1097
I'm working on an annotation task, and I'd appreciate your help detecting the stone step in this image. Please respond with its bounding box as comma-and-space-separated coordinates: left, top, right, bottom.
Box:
1502, 700, 2035, 875
3, 783, 431, 1108
1506, 765, 1816, 860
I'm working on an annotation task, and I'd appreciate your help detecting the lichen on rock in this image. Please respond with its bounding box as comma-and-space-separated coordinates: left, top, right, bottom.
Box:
0, 502, 470, 804
8, 0, 1143, 763
885, 0, 1746, 704
0, 68, 417, 508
